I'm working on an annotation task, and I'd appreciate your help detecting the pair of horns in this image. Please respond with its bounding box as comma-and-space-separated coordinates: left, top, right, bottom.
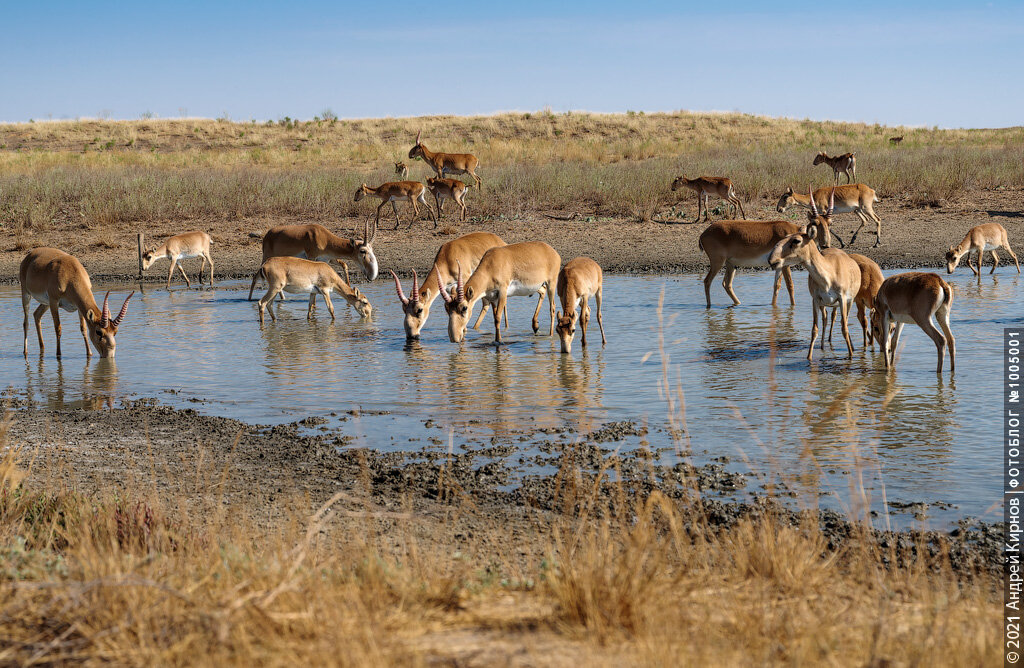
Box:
390, 269, 419, 306
99, 291, 134, 328
807, 184, 837, 218
436, 260, 464, 304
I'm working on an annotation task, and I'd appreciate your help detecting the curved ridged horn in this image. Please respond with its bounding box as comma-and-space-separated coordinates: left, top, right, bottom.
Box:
436, 265, 453, 303
808, 184, 819, 217
112, 291, 134, 327
390, 270, 409, 305
455, 260, 465, 302
100, 291, 111, 328
415, 130, 421, 144
828, 185, 836, 217
411, 269, 419, 303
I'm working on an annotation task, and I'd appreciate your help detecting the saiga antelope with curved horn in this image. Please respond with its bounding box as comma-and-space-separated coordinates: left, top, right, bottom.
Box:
555, 257, 606, 354
439, 241, 560, 344
870, 272, 955, 373
671, 176, 746, 222
426, 177, 472, 222
354, 181, 437, 230
141, 230, 214, 289
248, 221, 378, 300
945, 223, 1020, 276
255, 256, 372, 326
409, 131, 482, 188
768, 187, 862, 361
697, 213, 834, 308
776, 183, 881, 247
813, 151, 857, 184
20, 247, 134, 359
390, 232, 514, 340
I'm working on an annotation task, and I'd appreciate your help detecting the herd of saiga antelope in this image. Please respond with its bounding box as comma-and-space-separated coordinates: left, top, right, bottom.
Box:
18, 134, 1021, 374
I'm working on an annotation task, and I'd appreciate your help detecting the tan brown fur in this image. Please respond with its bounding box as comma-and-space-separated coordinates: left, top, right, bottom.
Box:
776, 183, 882, 247
813, 151, 857, 184
141, 230, 214, 289
394, 161, 409, 178
19, 247, 133, 359
255, 256, 371, 325
827, 253, 884, 349
355, 181, 437, 230
555, 257, 606, 354
945, 223, 1019, 276
671, 175, 746, 221
408, 131, 482, 188
870, 272, 955, 373
426, 177, 472, 222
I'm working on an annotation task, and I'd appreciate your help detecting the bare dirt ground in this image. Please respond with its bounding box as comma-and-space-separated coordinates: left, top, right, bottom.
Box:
1, 189, 1021, 284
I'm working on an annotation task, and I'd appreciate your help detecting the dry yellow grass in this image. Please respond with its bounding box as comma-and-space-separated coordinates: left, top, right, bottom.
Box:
1, 112, 1021, 233
0, 423, 1000, 666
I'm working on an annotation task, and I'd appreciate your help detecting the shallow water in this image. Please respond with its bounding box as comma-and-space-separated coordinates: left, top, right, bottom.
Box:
1, 269, 1020, 528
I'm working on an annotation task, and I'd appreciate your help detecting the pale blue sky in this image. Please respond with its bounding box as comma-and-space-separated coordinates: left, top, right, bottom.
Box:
2, 1, 1022, 128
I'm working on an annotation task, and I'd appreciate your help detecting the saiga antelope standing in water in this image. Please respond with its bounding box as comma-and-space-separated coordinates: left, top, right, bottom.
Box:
671, 176, 746, 222
408, 131, 482, 188
390, 232, 513, 340
813, 151, 857, 185
426, 177, 472, 222
20, 248, 134, 359
870, 272, 955, 373
248, 221, 378, 300
354, 181, 437, 230
768, 188, 862, 361
394, 161, 409, 178
141, 231, 214, 289
439, 241, 560, 344
945, 223, 1020, 276
697, 215, 835, 308
555, 257, 606, 354
254, 257, 372, 325
776, 184, 882, 247
826, 253, 884, 349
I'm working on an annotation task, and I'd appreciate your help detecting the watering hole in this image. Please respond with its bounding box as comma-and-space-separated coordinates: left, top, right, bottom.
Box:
1, 271, 1020, 528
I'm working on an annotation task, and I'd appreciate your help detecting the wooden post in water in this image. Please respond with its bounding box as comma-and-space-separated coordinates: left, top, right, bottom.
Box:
137, 233, 144, 280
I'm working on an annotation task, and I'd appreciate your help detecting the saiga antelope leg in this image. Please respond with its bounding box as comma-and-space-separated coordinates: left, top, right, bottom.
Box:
916, 314, 948, 373
704, 257, 725, 308
722, 264, 740, 306
807, 301, 820, 361
177, 263, 192, 288
991, 250, 1000, 274
494, 295, 507, 344
548, 278, 557, 336
840, 297, 855, 358
49, 302, 63, 359
531, 289, 545, 334
595, 286, 607, 345
782, 267, 795, 305
937, 304, 956, 372
33, 302, 47, 356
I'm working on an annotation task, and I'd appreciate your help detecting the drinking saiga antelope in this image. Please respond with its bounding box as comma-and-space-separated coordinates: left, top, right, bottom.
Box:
390, 232, 513, 340
439, 241, 560, 344
248, 221, 378, 300
768, 189, 862, 360
813, 151, 857, 185
20, 248, 134, 359
870, 272, 955, 373
776, 184, 882, 247
354, 181, 437, 230
697, 211, 834, 308
408, 131, 482, 188
555, 257, 607, 354
671, 176, 746, 222
141, 231, 214, 289
945, 223, 1020, 276
254, 257, 372, 326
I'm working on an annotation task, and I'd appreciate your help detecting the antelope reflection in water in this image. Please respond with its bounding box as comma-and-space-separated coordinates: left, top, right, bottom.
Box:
24, 358, 119, 410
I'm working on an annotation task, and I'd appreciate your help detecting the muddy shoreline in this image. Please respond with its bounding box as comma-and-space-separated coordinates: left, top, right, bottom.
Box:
3, 398, 1003, 576
1, 190, 1021, 285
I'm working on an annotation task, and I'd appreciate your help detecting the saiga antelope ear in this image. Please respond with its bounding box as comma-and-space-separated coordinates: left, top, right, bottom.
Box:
465, 287, 474, 300
806, 225, 820, 241
85, 309, 98, 323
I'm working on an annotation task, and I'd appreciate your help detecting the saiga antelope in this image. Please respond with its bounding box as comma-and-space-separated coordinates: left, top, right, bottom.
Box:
390, 232, 514, 339
141, 231, 214, 289
768, 190, 862, 360
248, 221, 378, 300
426, 177, 472, 222
395, 161, 409, 178
671, 176, 746, 222
945, 223, 1020, 276
20, 248, 134, 359
354, 181, 437, 230
889, 136, 904, 145
555, 257, 606, 354
408, 131, 482, 188
255, 256, 372, 325
813, 151, 857, 185
697, 214, 835, 308
439, 241, 560, 344
870, 272, 955, 373
776, 184, 882, 247
826, 253, 884, 349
